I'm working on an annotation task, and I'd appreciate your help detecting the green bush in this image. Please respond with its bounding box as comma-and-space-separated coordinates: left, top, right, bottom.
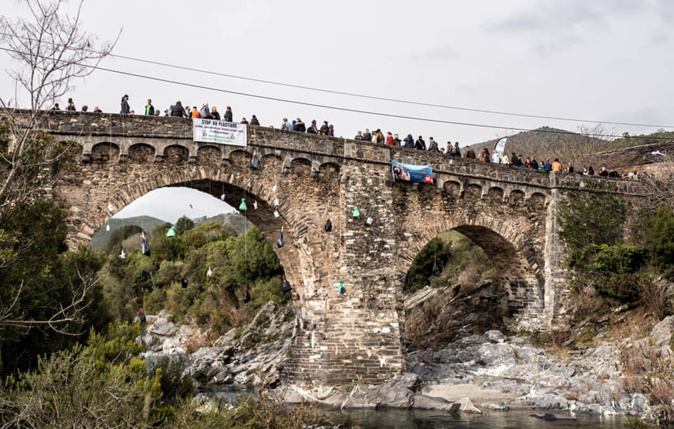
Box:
645, 205, 674, 274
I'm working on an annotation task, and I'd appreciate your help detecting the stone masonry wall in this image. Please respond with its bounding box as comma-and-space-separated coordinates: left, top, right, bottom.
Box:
5, 109, 651, 385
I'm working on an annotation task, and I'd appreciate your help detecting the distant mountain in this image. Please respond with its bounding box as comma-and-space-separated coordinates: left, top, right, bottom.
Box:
193, 213, 251, 235
91, 215, 167, 249
468, 126, 612, 167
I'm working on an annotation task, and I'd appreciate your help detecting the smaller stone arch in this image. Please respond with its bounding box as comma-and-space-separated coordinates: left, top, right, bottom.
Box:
318, 162, 340, 180
464, 183, 482, 199
197, 145, 221, 164
291, 157, 312, 176
528, 192, 547, 210
229, 149, 253, 166
487, 186, 504, 202
443, 180, 461, 197
164, 145, 189, 164
91, 142, 120, 164
128, 143, 155, 163
260, 153, 284, 171
509, 190, 525, 206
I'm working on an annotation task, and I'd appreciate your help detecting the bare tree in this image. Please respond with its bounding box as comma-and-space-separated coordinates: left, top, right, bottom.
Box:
0, 0, 118, 219
0, 0, 117, 336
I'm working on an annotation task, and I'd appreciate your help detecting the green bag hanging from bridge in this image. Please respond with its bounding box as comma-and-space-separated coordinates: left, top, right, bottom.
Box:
166, 225, 176, 238
324, 218, 332, 232
338, 280, 345, 294
239, 198, 247, 211
352, 207, 360, 218
277, 228, 285, 248
141, 238, 151, 257
251, 155, 260, 170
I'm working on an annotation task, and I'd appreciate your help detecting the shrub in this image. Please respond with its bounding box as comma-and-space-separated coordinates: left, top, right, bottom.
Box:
645, 205, 674, 274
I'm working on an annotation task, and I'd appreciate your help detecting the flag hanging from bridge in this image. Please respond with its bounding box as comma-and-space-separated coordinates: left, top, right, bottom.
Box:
391, 160, 434, 183
193, 118, 247, 146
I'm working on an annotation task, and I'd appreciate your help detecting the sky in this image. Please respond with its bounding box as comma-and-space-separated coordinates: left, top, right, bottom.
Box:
2, 0, 674, 222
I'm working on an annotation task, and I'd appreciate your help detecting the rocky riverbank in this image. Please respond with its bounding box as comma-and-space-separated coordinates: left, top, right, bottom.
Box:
137, 299, 672, 421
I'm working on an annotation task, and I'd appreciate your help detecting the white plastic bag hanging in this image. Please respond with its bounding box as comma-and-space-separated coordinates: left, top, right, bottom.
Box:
119, 249, 126, 259
272, 185, 277, 193
206, 267, 213, 277
106, 223, 110, 232
253, 201, 258, 210
274, 198, 279, 207
220, 193, 226, 201
273, 210, 280, 218
276, 227, 285, 248
108, 204, 115, 213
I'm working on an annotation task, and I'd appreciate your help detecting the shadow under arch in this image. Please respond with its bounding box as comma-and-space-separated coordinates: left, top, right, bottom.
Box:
400, 220, 545, 329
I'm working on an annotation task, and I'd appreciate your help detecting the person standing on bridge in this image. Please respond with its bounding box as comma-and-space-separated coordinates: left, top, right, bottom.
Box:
66, 98, 76, 111
120, 94, 130, 114
212, 106, 221, 120
454, 142, 461, 157
552, 158, 562, 172
307, 120, 318, 134
294, 118, 306, 132
464, 146, 476, 159
362, 129, 372, 142
224, 106, 233, 122
403, 134, 414, 148
145, 99, 154, 116
191, 107, 200, 119
282, 118, 292, 131
250, 115, 260, 126
319, 121, 330, 135
171, 101, 186, 118
428, 137, 439, 153
415, 136, 426, 151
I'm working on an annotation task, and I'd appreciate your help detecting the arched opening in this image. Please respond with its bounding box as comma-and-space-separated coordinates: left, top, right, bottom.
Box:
163, 145, 189, 164
90, 180, 294, 348
403, 225, 543, 351
128, 143, 155, 163
91, 142, 120, 164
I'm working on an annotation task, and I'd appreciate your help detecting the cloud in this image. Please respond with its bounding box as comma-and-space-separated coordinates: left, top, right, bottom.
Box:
492, 1, 650, 55
410, 45, 460, 62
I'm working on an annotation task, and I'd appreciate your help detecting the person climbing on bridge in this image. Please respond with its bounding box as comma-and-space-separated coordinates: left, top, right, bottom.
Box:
145, 99, 154, 116
120, 94, 130, 114
282, 118, 292, 131
294, 118, 306, 132
415, 136, 426, 150
171, 101, 186, 118
66, 98, 76, 111
224, 106, 233, 122
250, 115, 260, 126
403, 134, 414, 148
212, 106, 221, 120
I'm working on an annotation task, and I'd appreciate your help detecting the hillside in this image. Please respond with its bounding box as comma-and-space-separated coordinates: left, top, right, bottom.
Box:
90, 215, 167, 249
469, 127, 674, 169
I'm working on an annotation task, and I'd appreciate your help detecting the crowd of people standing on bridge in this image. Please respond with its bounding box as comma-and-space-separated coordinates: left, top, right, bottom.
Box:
51, 95, 652, 180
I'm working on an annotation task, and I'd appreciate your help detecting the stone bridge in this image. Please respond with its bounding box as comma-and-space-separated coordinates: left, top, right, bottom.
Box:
10, 110, 647, 386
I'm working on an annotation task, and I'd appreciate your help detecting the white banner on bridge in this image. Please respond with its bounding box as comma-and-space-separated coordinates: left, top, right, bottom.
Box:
193, 119, 247, 146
